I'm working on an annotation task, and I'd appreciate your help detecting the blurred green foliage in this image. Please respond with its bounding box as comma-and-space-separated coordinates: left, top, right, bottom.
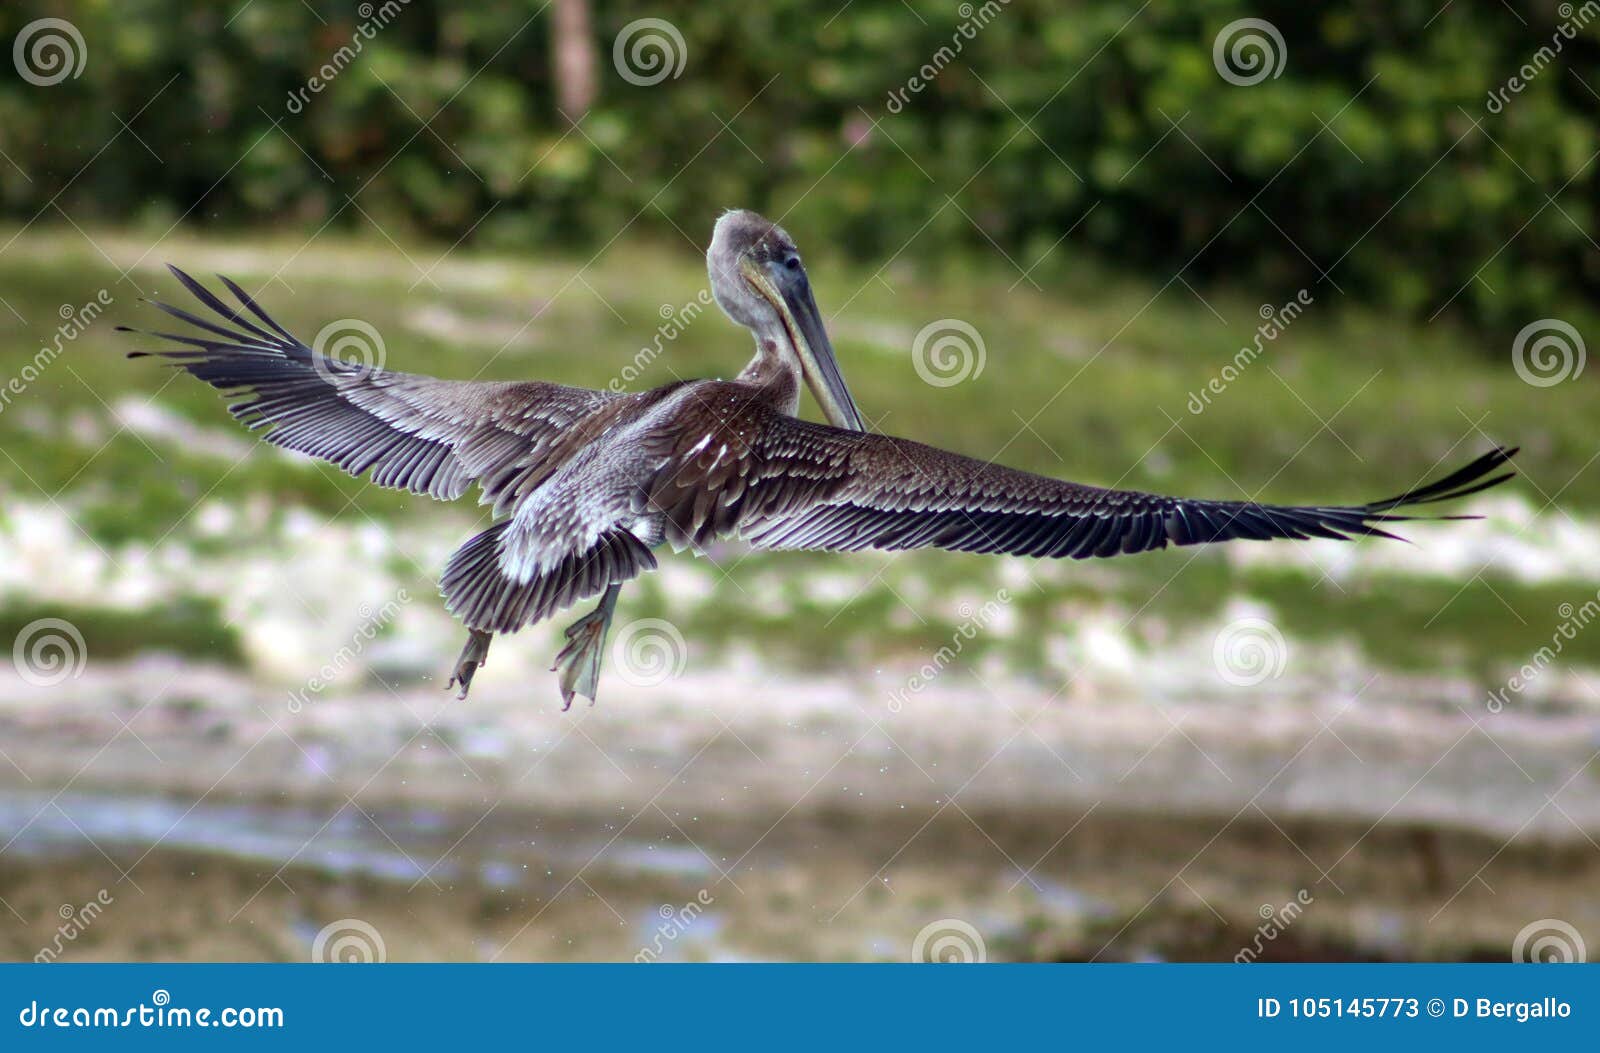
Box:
1, 0, 1596, 334
0, 596, 241, 664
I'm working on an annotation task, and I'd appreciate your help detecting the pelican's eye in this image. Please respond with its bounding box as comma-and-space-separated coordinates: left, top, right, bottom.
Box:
784, 256, 801, 271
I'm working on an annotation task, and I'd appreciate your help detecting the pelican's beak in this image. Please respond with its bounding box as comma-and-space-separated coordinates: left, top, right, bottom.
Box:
741, 257, 867, 432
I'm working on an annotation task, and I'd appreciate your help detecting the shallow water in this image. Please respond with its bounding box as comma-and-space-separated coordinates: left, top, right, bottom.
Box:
3, 779, 1594, 963
2, 647, 1596, 962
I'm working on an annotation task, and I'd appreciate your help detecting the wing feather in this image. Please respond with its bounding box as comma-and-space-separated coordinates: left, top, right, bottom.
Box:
121, 266, 621, 510
672, 413, 1518, 561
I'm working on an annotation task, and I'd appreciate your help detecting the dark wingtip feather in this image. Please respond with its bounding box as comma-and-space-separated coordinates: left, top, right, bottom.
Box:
214, 272, 302, 345
1364, 445, 1518, 511
1353, 522, 1409, 543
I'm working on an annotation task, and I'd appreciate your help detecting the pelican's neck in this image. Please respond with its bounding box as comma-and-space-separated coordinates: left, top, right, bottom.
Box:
736, 337, 802, 415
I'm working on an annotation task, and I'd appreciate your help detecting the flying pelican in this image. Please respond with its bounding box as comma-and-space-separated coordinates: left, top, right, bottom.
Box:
122, 210, 1516, 708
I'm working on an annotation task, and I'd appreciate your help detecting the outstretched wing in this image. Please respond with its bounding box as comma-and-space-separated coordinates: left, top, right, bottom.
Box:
120, 266, 621, 512
652, 410, 1516, 559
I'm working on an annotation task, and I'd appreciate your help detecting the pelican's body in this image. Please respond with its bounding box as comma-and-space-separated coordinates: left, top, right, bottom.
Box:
124, 210, 1515, 708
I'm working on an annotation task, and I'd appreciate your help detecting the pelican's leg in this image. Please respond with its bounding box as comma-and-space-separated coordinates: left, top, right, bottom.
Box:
447, 628, 493, 700
552, 583, 622, 711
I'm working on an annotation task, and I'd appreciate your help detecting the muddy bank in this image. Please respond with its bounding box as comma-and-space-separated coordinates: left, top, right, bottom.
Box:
4, 800, 1595, 962
1, 656, 1596, 962
4, 657, 1598, 838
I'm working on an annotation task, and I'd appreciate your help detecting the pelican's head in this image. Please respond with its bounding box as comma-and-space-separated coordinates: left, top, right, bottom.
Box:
707, 209, 866, 431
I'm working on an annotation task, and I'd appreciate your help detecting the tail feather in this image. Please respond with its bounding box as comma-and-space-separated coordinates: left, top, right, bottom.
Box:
441, 523, 657, 634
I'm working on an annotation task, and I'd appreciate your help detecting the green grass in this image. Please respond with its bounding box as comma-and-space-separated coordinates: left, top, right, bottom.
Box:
0, 223, 1589, 680
0, 596, 241, 666
614, 545, 1598, 687
0, 222, 1576, 521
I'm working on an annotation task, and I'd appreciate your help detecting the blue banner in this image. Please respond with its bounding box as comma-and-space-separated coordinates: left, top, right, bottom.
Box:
2, 964, 1593, 1048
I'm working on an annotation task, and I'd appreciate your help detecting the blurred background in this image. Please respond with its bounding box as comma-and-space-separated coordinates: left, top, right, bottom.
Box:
0, 0, 1596, 963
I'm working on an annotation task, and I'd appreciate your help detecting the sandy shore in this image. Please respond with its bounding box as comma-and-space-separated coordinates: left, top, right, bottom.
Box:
2, 656, 1597, 961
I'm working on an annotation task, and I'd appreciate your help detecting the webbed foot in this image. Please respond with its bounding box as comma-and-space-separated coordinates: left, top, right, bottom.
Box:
447, 629, 493, 700
552, 609, 610, 711
550, 584, 621, 711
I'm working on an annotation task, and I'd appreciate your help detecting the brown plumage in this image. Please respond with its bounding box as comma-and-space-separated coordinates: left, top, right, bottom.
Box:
679, 413, 1515, 558
121, 209, 1516, 709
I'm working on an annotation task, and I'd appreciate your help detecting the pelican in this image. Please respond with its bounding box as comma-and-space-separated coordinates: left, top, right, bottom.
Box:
122, 210, 1516, 708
